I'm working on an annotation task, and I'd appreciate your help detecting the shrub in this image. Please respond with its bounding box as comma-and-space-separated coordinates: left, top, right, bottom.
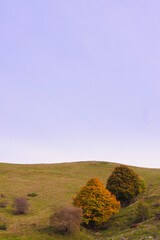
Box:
50, 206, 82, 234
138, 177, 146, 194
0, 200, 7, 208
27, 193, 38, 197
0, 217, 7, 230
73, 178, 120, 228
12, 197, 30, 214
134, 201, 150, 223
0, 223, 7, 230
106, 165, 143, 206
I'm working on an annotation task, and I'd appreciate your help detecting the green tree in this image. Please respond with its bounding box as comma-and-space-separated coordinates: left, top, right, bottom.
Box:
106, 165, 143, 206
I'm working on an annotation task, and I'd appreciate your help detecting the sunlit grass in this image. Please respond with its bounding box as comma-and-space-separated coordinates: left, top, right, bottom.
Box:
0, 161, 160, 239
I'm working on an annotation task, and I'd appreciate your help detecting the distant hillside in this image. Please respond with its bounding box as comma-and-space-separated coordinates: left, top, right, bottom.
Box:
0, 161, 160, 240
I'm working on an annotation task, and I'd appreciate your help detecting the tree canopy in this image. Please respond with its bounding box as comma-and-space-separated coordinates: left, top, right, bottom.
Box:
73, 177, 120, 228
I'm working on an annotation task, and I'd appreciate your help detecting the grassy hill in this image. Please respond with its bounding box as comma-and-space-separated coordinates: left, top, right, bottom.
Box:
0, 161, 160, 240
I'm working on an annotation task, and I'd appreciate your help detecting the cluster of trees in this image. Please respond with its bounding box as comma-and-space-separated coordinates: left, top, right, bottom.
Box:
50, 165, 146, 233
0, 165, 146, 234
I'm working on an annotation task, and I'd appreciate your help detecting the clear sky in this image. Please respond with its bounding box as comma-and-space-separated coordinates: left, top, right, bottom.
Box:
1, 1, 160, 168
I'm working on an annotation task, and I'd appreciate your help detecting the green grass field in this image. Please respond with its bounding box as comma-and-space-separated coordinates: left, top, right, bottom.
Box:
0, 161, 160, 240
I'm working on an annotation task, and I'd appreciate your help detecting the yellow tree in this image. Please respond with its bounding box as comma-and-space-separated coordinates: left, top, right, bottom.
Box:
73, 178, 120, 228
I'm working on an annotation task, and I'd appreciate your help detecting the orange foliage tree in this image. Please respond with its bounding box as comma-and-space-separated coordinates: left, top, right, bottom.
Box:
73, 178, 120, 228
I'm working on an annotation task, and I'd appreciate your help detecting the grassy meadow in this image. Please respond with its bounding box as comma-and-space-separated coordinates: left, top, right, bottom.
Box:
0, 161, 160, 240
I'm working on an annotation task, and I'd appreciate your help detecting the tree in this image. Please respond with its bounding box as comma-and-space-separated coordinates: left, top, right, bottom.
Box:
106, 165, 143, 206
73, 178, 120, 228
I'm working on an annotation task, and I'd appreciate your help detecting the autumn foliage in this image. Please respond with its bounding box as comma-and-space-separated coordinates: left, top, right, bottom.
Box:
106, 165, 145, 206
73, 178, 120, 228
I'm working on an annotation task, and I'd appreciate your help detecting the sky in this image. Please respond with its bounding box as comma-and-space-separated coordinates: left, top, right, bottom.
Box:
0, 1, 160, 168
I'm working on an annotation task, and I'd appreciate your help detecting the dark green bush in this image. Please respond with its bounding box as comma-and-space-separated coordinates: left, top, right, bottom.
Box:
106, 165, 144, 206
0, 223, 7, 230
27, 193, 38, 197
50, 206, 83, 234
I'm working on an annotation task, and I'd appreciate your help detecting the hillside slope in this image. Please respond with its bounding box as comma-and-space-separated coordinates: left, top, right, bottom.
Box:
0, 161, 160, 240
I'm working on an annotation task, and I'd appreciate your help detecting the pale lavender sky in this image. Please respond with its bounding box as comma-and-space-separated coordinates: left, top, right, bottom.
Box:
0, 1, 160, 167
